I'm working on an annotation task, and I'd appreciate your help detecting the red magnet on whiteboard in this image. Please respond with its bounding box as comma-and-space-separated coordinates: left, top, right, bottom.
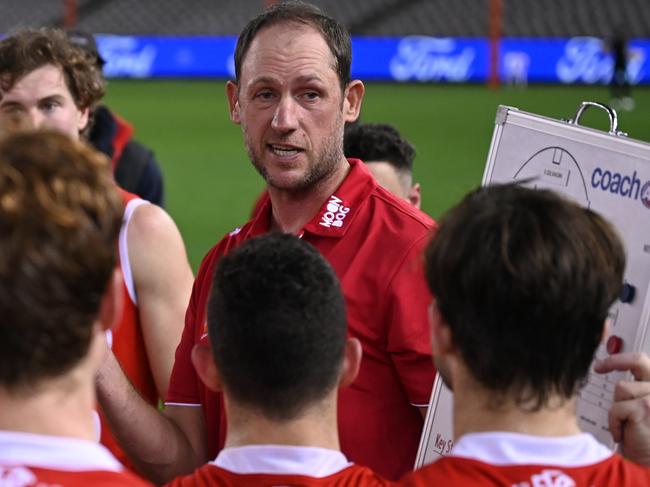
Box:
606, 335, 623, 355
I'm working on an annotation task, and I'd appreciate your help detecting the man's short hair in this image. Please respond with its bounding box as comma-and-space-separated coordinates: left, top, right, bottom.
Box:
207, 233, 347, 421
0, 28, 105, 110
344, 122, 416, 175
234, 1, 351, 92
425, 183, 625, 410
0, 130, 122, 390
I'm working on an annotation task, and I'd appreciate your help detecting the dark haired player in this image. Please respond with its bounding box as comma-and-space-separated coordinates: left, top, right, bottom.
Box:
344, 122, 420, 208
401, 183, 650, 485
169, 234, 390, 486
67, 30, 166, 206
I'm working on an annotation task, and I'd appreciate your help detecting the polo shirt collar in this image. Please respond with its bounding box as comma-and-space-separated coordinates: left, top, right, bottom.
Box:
245, 159, 375, 240
0, 430, 123, 472
451, 431, 613, 467
213, 445, 351, 477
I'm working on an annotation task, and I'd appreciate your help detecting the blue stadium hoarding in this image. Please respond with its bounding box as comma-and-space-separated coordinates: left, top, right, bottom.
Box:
500, 37, 648, 85
97, 35, 649, 85
99, 35, 237, 78
352, 37, 489, 82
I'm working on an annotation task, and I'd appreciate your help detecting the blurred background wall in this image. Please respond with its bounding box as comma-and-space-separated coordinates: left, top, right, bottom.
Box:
2, 0, 648, 268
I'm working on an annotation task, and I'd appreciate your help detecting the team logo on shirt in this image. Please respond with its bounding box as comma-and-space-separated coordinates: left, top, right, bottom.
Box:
320, 195, 350, 228
512, 469, 575, 487
0, 467, 39, 487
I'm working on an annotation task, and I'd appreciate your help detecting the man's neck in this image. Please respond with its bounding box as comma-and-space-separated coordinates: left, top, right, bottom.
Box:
452, 374, 582, 439
0, 369, 97, 440
223, 396, 341, 451
268, 158, 350, 234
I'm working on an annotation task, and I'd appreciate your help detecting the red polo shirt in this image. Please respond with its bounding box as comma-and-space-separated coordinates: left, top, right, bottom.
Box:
166, 159, 436, 480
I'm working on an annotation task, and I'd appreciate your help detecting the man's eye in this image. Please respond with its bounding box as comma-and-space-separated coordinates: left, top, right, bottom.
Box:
302, 91, 319, 100
41, 101, 59, 111
1, 105, 23, 114
255, 91, 275, 101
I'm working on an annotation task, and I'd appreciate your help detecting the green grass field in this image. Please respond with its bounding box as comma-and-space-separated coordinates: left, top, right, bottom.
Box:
103, 81, 650, 270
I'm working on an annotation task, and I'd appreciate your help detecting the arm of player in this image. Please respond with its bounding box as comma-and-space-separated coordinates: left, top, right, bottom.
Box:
128, 203, 194, 399
594, 352, 650, 467
97, 350, 209, 483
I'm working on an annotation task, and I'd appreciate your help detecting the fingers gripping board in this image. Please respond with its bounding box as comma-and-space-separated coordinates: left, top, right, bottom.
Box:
415, 103, 650, 468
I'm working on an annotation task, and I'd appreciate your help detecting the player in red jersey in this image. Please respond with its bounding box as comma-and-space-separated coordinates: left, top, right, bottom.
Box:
344, 122, 421, 209
0, 129, 149, 486
167, 233, 391, 487
0, 28, 194, 468
400, 183, 650, 486
94, 2, 435, 483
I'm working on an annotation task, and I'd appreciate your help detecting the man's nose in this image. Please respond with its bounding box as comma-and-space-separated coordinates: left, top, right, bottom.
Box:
271, 96, 299, 132
27, 108, 45, 129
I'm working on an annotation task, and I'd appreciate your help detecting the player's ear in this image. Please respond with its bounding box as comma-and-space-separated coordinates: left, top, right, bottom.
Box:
408, 182, 421, 209
98, 269, 124, 333
191, 342, 223, 392
342, 80, 364, 123
339, 337, 362, 387
77, 106, 90, 133
429, 301, 453, 357
226, 81, 241, 124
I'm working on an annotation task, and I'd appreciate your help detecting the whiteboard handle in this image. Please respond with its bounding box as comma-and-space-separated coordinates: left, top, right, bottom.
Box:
569, 101, 627, 137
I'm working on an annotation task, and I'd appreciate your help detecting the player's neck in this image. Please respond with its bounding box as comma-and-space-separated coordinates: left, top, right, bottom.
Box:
453, 375, 581, 439
0, 365, 97, 440
223, 395, 341, 451
268, 158, 350, 234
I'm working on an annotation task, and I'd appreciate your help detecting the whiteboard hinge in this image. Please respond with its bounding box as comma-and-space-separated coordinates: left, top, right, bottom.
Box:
495, 105, 517, 125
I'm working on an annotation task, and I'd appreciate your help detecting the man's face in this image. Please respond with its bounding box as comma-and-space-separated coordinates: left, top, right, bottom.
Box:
228, 24, 361, 192
366, 161, 421, 209
0, 64, 88, 140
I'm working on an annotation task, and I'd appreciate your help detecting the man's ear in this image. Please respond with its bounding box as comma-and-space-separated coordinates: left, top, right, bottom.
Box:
77, 106, 90, 133
98, 269, 124, 333
429, 301, 453, 357
226, 81, 241, 124
408, 182, 421, 209
342, 80, 364, 123
339, 337, 362, 388
191, 342, 223, 392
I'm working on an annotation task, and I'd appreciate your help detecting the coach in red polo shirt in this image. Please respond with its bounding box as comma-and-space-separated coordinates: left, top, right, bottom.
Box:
96, 2, 436, 483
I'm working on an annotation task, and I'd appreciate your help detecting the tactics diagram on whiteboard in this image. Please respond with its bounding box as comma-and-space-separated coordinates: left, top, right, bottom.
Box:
512, 146, 591, 208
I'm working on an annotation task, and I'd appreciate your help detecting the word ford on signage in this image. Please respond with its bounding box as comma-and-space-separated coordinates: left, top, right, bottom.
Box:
100, 36, 156, 78
389, 37, 475, 82
557, 37, 646, 85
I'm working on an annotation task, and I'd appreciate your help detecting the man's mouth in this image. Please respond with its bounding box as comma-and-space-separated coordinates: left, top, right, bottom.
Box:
269, 144, 303, 157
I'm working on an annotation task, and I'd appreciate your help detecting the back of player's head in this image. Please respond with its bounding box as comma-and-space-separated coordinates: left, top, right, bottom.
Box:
0, 130, 122, 391
425, 183, 625, 409
234, 1, 351, 92
344, 122, 415, 175
0, 28, 105, 110
207, 233, 347, 420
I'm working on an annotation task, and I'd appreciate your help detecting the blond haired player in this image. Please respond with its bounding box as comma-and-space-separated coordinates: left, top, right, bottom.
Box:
0, 130, 150, 486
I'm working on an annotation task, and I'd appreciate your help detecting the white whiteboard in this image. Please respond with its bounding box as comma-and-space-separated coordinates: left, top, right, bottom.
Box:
416, 103, 650, 468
